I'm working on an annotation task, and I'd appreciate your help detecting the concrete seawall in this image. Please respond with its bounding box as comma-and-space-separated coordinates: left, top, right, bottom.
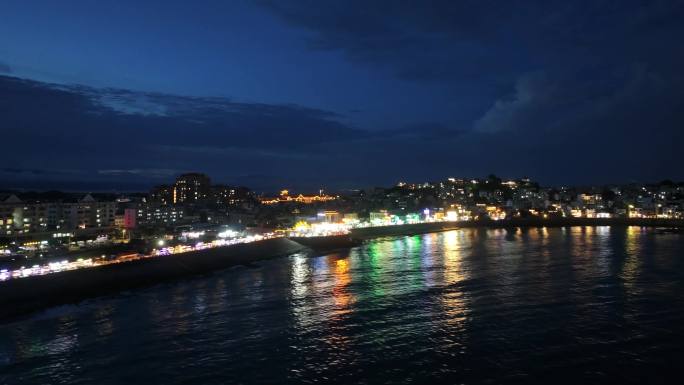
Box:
290, 234, 362, 251
350, 222, 460, 239
0, 238, 305, 321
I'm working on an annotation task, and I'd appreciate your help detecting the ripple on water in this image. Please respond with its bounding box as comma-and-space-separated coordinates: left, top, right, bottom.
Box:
1, 227, 683, 384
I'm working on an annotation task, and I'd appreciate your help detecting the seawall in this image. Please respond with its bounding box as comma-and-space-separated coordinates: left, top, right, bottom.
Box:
0, 237, 305, 321
289, 234, 362, 252
350, 222, 460, 239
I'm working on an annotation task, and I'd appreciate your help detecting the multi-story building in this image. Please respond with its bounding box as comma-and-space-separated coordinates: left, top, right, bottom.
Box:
136, 204, 184, 225
212, 185, 254, 207
0, 195, 22, 235
0, 194, 116, 237
114, 208, 137, 229
62, 195, 116, 230
173, 173, 211, 203
150, 185, 174, 205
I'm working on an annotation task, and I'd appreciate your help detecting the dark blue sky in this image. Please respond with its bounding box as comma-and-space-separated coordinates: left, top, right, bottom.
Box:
2, 0, 683, 192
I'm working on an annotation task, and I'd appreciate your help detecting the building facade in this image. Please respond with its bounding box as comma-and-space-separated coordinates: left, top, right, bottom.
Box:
0, 194, 116, 236
173, 173, 211, 203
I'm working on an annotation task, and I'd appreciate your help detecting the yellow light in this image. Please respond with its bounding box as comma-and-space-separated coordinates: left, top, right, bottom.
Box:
293, 221, 310, 232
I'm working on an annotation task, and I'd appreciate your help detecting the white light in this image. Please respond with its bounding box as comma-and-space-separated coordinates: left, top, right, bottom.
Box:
218, 230, 238, 238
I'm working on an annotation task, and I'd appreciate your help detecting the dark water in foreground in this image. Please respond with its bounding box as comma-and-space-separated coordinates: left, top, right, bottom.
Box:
1, 227, 684, 384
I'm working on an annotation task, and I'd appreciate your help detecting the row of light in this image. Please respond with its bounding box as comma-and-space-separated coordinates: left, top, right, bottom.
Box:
289, 210, 469, 237
0, 233, 276, 283
0, 258, 95, 281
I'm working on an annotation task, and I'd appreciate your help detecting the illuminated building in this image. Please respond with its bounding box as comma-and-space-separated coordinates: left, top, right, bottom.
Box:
137, 204, 184, 225
0, 195, 24, 235
61, 195, 117, 230
0, 194, 116, 236
342, 213, 359, 224
503, 180, 518, 188
486, 206, 506, 220
570, 209, 583, 218
405, 213, 420, 223
260, 189, 337, 205
369, 210, 389, 225
579, 193, 602, 206
213, 185, 239, 205
173, 173, 211, 203
212, 185, 253, 207
115, 208, 137, 229
150, 185, 174, 205
319, 211, 341, 223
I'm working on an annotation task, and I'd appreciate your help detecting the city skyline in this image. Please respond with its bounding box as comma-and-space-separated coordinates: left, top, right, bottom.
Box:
2, 3, 684, 382
1, 167, 682, 195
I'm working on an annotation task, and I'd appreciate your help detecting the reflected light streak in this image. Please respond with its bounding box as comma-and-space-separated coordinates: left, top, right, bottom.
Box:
331, 258, 354, 316
441, 230, 470, 330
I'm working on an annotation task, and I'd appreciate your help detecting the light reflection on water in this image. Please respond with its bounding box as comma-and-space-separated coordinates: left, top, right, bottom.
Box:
1, 227, 684, 384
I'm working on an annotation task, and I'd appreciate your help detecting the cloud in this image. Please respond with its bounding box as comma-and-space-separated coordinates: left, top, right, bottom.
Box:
94, 91, 170, 116
1, 168, 81, 176
260, 0, 507, 82
0, 74, 364, 153
3, 38, 684, 192
473, 72, 553, 134
463, 62, 684, 184
0, 74, 474, 189
262, 1, 683, 82
475, 64, 680, 136
0, 61, 10, 74
0, 75, 379, 189
97, 169, 179, 178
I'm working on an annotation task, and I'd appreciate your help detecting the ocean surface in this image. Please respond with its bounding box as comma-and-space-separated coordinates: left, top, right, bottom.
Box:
1, 227, 683, 384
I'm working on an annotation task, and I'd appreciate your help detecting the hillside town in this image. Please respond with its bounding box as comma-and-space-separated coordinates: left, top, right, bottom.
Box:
2, 173, 683, 264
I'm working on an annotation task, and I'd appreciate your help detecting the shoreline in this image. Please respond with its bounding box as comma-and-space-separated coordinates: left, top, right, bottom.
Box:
1, 218, 682, 322
349, 217, 684, 239
0, 238, 306, 322
456, 217, 684, 228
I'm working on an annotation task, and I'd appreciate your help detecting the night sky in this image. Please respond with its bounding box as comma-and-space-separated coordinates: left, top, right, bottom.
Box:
2, 0, 683, 192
